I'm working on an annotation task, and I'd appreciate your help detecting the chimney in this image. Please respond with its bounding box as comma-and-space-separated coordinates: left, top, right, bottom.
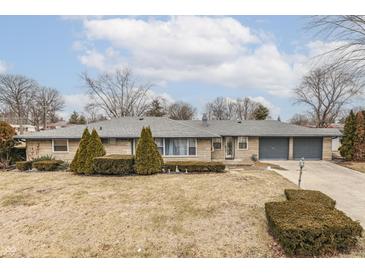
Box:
202, 113, 208, 127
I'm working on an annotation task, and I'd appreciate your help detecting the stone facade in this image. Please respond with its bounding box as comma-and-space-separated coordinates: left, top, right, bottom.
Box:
25, 136, 333, 163
26, 138, 212, 162
163, 138, 212, 162
211, 136, 258, 163
322, 137, 333, 161
26, 139, 132, 162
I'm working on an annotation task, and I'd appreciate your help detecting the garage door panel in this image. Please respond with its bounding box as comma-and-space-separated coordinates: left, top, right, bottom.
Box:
259, 137, 289, 160
293, 137, 322, 160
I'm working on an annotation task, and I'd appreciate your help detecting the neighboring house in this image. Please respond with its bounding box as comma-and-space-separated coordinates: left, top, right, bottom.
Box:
15, 117, 341, 163
10, 124, 36, 134
42, 120, 70, 130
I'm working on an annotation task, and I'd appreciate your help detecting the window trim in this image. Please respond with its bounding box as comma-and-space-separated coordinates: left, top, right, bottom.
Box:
212, 137, 222, 151
52, 139, 69, 153
237, 136, 248, 150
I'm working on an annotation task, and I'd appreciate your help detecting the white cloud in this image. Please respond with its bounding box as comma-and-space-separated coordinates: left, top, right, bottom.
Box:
60, 93, 90, 119
0, 60, 8, 74
76, 16, 340, 98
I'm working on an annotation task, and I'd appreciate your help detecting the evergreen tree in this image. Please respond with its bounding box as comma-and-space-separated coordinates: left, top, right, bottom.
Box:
253, 104, 269, 120
353, 111, 365, 161
339, 110, 356, 160
0, 121, 16, 166
78, 115, 87, 125
69, 111, 80, 124
145, 98, 167, 117
84, 128, 106, 175
135, 127, 163, 175
145, 127, 163, 165
76, 128, 91, 174
70, 128, 90, 173
69, 111, 87, 125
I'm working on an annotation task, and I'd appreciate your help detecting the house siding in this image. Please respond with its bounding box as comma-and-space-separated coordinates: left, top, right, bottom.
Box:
26, 138, 211, 162
211, 136, 259, 162
234, 136, 259, 162
25, 136, 333, 163
26, 139, 132, 162
322, 137, 332, 160
163, 138, 212, 162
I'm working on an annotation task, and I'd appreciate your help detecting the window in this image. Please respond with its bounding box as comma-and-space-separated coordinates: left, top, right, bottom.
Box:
164, 138, 196, 156
238, 137, 248, 150
155, 138, 164, 155
102, 138, 109, 145
212, 138, 222, 150
53, 139, 68, 152
188, 138, 196, 155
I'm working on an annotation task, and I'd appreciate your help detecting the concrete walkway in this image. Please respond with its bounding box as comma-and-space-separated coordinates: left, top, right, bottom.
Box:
268, 160, 365, 226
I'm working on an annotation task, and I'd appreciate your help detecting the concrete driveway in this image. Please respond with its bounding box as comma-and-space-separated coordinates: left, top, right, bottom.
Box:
268, 160, 365, 226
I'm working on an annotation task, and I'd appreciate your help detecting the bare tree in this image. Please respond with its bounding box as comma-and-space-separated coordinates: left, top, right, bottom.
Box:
82, 68, 153, 118
294, 66, 362, 127
235, 97, 260, 120
206, 96, 268, 120
206, 97, 235, 120
84, 103, 107, 123
0, 74, 38, 134
289, 113, 312, 126
168, 101, 196, 120
29, 87, 64, 130
308, 16, 365, 83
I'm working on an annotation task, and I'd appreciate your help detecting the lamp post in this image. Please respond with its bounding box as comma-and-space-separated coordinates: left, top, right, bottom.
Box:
298, 157, 305, 188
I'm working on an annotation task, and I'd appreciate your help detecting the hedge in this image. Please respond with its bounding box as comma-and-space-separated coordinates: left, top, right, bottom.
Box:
93, 154, 134, 175
163, 161, 225, 173
265, 200, 362, 257
16, 161, 33, 171
32, 160, 64, 171
284, 189, 336, 209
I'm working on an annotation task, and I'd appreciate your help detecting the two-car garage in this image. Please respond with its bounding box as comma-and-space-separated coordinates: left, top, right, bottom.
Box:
259, 137, 323, 160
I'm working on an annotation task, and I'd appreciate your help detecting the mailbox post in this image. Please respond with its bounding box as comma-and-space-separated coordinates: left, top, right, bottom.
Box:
298, 158, 305, 188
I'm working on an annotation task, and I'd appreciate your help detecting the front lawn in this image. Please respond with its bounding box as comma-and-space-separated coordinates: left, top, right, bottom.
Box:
0, 169, 364, 257
338, 161, 365, 173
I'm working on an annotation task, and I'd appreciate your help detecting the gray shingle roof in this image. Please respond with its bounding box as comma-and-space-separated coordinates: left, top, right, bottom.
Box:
15, 117, 220, 139
16, 117, 341, 140
182, 120, 341, 137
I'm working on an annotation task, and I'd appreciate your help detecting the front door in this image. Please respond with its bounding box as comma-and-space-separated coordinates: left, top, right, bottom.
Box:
225, 137, 235, 159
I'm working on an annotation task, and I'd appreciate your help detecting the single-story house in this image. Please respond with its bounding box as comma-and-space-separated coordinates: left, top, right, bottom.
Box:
16, 117, 341, 163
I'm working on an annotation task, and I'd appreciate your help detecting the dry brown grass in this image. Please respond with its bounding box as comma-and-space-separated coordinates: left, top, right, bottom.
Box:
0, 169, 363, 258
338, 161, 365, 173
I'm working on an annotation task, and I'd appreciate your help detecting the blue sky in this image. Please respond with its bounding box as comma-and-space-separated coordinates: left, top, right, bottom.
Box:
0, 16, 328, 120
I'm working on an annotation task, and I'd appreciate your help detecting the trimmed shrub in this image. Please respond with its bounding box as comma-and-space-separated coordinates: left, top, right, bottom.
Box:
135, 127, 162, 175
284, 189, 336, 209
265, 201, 363, 257
93, 154, 134, 175
32, 160, 64, 171
84, 128, 106, 175
163, 161, 225, 173
31, 154, 55, 162
16, 161, 32, 171
74, 128, 90, 174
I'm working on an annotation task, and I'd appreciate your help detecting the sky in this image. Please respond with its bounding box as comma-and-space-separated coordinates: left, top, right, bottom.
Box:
0, 16, 342, 120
